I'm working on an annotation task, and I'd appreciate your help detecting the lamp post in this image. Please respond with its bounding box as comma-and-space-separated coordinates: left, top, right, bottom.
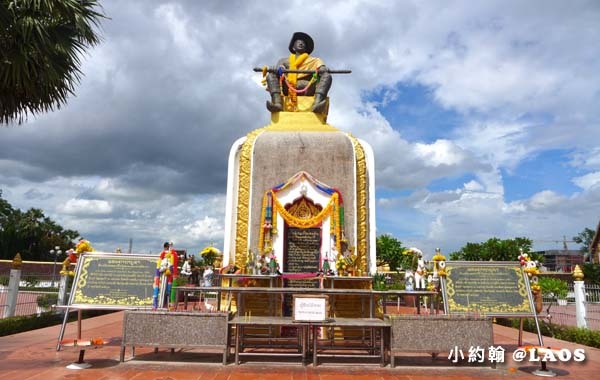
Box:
50, 246, 62, 287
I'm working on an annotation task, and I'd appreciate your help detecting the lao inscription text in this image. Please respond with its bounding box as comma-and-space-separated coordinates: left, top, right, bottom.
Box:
444, 263, 532, 316
72, 255, 156, 307
285, 227, 321, 273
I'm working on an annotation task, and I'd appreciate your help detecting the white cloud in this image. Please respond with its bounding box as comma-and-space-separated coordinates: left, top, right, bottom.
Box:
527, 190, 565, 210
464, 180, 484, 192
571, 148, 600, 171
183, 216, 224, 241
2, 0, 600, 257
415, 140, 467, 167
573, 172, 600, 191
455, 121, 532, 170
60, 199, 113, 216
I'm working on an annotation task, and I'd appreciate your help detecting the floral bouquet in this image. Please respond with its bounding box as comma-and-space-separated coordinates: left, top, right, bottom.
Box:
518, 249, 540, 292
372, 272, 387, 290
200, 246, 221, 266
336, 253, 356, 275
335, 255, 347, 273
61, 239, 94, 276
75, 239, 94, 253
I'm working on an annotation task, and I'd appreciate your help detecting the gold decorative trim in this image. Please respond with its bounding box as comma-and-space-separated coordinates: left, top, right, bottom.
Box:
347, 134, 368, 273
267, 111, 339, 132
235, 127, 266, 268
287, 196, 322, 219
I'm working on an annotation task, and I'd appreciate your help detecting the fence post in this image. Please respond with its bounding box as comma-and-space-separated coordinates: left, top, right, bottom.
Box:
3, 254, 23, 318
573, 265, 587, 329
57, 274, 69, 307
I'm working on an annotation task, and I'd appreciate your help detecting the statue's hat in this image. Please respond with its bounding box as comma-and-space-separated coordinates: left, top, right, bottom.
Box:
289, 32, 314, 54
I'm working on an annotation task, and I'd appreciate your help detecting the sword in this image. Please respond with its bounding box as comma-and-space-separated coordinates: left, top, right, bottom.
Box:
253, 67, 351, 74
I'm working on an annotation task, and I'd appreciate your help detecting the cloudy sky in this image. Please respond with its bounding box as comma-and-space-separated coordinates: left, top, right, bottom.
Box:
2, 0, 599, 258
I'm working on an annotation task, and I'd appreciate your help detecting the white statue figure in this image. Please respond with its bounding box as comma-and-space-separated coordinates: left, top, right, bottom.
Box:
159, 257, 170, 273
202, 265, 214, 287
404, 269, 414, 291
415, 252, 427, 290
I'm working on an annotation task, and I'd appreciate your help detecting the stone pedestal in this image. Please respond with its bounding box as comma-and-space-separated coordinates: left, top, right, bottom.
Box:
120, 310, 230, 364
223, 110, 376, 275
388, 315, 493, 367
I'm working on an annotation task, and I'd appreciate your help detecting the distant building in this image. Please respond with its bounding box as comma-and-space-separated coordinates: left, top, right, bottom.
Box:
535, 249, 584, 272
590, 218, 600, 264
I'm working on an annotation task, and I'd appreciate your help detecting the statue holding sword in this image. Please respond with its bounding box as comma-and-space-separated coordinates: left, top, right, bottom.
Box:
258, 32, 349, 113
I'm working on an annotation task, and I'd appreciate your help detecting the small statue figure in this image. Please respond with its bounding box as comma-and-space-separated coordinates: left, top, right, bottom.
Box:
264, 32, 332, 113
247, 250, 256, 274
152, 241, 178, 309
414, 251, 427, 290
181, 255, 198, 285
322, 253, 331, 275
258, 253, 268, 274
404, 269, 415, 291
60, 238, 94, 276
268, 253, 279, 275
202, 265, 214, 287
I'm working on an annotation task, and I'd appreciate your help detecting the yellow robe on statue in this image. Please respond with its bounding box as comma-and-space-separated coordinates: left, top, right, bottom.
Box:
288, 53, 324, 84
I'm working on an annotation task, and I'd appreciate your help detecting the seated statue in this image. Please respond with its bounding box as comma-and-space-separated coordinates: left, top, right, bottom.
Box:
265, 32, 332, 113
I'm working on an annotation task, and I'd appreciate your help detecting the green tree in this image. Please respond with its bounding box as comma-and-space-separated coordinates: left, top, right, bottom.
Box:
0, 0, 106, 124
582, 263, 600, 285
375, 234, 409, 272
573, 227, 595, 260
449, 237, 541, 262
0, 190, 78, 260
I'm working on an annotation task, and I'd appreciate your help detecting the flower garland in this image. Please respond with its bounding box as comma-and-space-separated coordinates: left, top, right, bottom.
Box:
283, 73, 317, 95
518, 249, 540, 292
258, 171, 345, 256
273, 192, 336, 228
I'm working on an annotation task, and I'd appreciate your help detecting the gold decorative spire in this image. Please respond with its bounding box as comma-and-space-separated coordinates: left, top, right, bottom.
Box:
12, 253, 22, 269
573, 264, 584, 281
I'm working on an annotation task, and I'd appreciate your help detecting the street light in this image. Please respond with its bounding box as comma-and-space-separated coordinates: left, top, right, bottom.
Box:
50, 246, 62, 287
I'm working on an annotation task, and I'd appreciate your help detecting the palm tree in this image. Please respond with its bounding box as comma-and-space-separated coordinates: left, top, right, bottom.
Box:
0, 191, 79, 260
0, 0, 106, 124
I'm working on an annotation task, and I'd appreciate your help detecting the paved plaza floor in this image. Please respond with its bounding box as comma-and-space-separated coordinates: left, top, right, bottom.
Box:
0, 311, 598, 380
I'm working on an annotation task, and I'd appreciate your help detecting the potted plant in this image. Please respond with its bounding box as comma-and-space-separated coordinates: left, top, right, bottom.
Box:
372, 273, 388, 291
538, 277, 568, 306
173, 276, 189, 303
36, 293, 58, 314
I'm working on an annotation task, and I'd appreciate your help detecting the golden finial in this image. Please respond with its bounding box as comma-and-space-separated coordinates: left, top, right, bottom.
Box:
432, 247, 446, 262
573, 265, 584, 281
12, 253, 22, 269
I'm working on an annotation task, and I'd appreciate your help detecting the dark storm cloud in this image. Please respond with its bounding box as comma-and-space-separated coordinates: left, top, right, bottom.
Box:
0, 1, 278, 195
1, 0, 600, 254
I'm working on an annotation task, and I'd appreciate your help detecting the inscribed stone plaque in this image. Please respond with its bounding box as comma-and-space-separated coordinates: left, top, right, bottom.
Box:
69, 252, 157, 308
284, 227, 321, 274
283, 228, 321, 315
441, 261, 534, 317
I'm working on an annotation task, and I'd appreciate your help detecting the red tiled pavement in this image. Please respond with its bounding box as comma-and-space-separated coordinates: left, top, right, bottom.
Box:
0, 311, 598, 380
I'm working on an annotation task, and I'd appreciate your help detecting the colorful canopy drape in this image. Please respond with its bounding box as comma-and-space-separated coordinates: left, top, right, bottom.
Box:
259, 171, 345, 256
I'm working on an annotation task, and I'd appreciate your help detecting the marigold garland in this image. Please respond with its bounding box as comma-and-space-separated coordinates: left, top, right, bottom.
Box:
273, 193, 336, 228
258, 172, 345, 256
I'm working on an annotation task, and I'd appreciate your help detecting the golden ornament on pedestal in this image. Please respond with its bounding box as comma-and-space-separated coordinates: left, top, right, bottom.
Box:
573, 265, 584, 281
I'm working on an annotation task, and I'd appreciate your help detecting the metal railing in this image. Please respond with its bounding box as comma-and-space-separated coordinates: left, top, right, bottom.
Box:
540, 282, 600, 330
0, 273, 60, 318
